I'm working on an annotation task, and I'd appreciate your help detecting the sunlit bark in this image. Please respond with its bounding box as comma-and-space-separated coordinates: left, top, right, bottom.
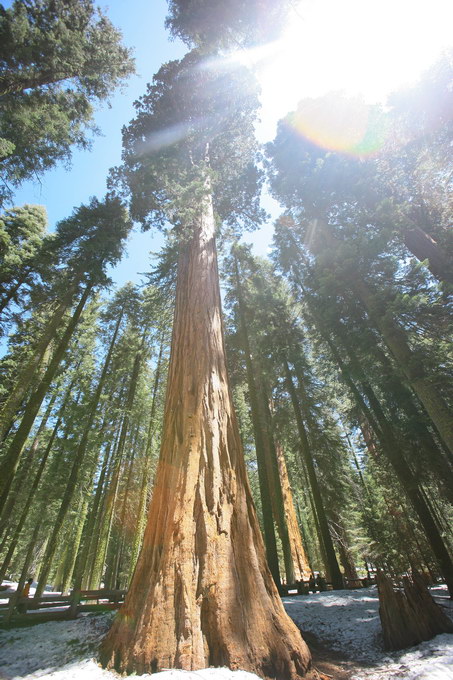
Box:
100, 181, 314, 679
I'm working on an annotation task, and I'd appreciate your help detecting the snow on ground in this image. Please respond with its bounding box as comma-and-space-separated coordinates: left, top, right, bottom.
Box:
284, 587, 384, 662
282, 585, 453, 678
0, 586, 452, 680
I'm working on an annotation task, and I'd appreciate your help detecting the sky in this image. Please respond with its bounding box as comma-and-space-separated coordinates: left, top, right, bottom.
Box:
7, 0, 186, 287
5, 0, 453, 288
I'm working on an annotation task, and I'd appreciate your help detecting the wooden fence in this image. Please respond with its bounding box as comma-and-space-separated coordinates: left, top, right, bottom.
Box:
0, 588, 126, 625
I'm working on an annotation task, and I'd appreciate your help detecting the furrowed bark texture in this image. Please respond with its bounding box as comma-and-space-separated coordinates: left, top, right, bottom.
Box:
275, 442, 311, 581
100, 190, 313, 679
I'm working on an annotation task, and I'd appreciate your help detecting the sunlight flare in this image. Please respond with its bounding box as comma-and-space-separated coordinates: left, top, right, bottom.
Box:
231, 0, 453, 143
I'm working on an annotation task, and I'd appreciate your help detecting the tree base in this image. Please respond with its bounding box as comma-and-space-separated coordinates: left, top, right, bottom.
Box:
377, 569, 453, 651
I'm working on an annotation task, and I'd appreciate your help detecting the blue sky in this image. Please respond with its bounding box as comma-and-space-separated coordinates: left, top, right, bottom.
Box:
9, 0, 187, 287
6, 0, 453, 288
8, 0, 283, 286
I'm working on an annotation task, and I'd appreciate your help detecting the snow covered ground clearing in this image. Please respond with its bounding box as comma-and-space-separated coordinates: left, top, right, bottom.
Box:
283, 586, 453, 678
0, 586, 451, 679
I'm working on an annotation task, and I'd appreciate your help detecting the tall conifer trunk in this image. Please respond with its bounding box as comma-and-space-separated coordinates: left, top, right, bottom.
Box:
0, 400, 65, 583
34, 309, 125, 598
403, 227, 453, 286
259, 384, 297, 585
274, 441, 311, 581
283, 360, 344, 590
100, 181, 314, 679
232, 258, 281, 587
323, 330, 453, 595
0, 284, 92, 510
129, 338, 165, 579
0, 297, 68, 443
353, 279, 453, 458
0, 391, 57, 543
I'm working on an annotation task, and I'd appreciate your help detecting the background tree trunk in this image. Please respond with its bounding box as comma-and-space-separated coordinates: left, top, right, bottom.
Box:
0, 284, 92, 510
274, 441, 312, 581
284, 360, 344, 589
403, 227, 453, 286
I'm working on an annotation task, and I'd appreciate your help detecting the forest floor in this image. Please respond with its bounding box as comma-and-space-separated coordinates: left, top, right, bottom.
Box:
283, 586, 453, 678
0, 586, 452, 679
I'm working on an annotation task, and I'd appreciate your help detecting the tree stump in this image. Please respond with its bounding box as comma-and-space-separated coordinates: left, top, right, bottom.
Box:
376, 569, 453, 651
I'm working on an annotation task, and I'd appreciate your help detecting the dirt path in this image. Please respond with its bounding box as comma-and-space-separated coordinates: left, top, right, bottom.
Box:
302, 630, 369, 680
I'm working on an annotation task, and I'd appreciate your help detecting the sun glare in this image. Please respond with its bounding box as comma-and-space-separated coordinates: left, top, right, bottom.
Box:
241, 0, 453, 143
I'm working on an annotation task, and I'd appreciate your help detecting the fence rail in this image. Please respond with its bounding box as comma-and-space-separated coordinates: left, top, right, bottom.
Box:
0, 588, 126, 624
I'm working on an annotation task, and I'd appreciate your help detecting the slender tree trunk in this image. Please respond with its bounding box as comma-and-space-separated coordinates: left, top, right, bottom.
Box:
284, 360, 344, 590
356, 383, 453, 594
340, 328, 453, 501
0, 288, 77, 443
59, 494, 90, 594
327, 331, 453, 595
101, 351, 143, 591
354, 279, 453, 457
100, 177, 313, 678
232, 259, 282, 587
4, 518, 44, 623
33, 307, 123, 598
86, 426, 123, 589
0, 273, 28, 316
0, 392, 57, 543
329, 512, 358, 581
68, 313, 125, 595
0, 284, 92, 510
6, 404, 79, 590
403, 226, 453, 286
56, 410, 113, 594
128, 337, 165, 580
0, 68, 81, 97
303, 471, 330, 579
108, 432, 139, 590
259, 384, 298, 585
70, 442, 112, 599
0, 404, 64, 583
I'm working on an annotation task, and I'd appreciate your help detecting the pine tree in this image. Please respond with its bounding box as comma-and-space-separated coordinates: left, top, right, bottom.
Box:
0, 0, 134, 199
0, 196, 131, 510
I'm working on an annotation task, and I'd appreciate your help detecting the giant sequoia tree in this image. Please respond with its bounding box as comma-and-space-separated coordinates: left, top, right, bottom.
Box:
100, 51, 314, 678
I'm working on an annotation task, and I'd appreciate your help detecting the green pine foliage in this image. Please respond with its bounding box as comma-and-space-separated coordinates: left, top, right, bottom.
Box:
0, 0, 134, 201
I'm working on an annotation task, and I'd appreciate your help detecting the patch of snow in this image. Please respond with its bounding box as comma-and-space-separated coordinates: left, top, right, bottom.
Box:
283, 587, 385, 662
282, 585, 453, 679
350, 634, 453, 678
0, 587, 452, 680
0, 613, 113, 679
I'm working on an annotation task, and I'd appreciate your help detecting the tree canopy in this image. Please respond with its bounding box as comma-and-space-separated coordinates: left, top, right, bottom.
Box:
0, 0, 134, 201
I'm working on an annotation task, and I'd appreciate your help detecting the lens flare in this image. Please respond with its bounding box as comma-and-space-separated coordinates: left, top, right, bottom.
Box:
287, 94, 389, 156
226, 0, 453, 143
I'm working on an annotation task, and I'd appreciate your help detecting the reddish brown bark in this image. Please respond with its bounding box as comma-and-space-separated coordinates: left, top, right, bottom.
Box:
275, 442, 311, 581
100, 187, 314, 678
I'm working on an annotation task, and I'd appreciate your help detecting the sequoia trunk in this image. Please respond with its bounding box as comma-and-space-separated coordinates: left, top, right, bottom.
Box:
100, 184, 314, 679
274, 441, 311, 581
